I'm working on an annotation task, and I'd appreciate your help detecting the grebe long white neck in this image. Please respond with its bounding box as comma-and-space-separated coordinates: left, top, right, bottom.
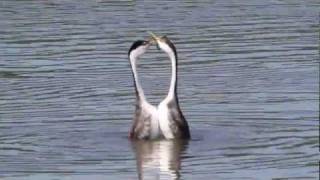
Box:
157, 41, 178, 102
166, 49, 177, 101
129, 53, 146, 101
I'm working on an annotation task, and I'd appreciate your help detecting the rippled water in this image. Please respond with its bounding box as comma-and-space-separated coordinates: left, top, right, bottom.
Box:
0, 0, 319, 179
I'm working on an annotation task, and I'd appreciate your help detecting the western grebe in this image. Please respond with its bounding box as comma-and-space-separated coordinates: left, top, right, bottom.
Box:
128, 34, 190, 140
128, 40, 161, 139
149, 33, 190, 139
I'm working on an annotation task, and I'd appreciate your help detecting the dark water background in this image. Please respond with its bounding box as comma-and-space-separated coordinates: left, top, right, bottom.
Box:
0, 0, 319, 179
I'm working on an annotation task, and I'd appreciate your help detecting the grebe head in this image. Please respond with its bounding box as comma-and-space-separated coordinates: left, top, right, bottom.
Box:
148, 32, 177, 57
128, 40, 152, 59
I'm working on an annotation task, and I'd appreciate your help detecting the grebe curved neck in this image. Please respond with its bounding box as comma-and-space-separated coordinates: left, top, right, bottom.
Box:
166, 49, 178, 101
129, 53, 146, 102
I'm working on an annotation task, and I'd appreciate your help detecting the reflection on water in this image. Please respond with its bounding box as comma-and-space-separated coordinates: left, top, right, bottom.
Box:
131, 140, 188, 180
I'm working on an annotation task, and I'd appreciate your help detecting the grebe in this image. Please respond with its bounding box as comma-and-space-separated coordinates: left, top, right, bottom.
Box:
128, 34, 190, 139
128, 40, 161, 139
149, 33, 190, 139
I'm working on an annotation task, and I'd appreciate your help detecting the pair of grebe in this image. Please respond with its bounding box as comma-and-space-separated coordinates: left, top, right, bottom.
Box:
128, 33, 190, 140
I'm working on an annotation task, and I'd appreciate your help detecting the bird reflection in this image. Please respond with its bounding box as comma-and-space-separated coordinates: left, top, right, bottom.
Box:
131, 139, 189, 180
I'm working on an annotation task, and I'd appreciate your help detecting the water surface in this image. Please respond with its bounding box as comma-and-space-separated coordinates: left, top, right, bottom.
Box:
0, 0, 319, 179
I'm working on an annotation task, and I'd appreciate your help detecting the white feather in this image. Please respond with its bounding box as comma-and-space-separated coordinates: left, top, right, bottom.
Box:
141, 101, 160, 139
158, 101, 174, 139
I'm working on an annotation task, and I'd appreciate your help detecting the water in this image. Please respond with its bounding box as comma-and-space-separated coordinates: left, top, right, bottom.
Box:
0, 0, 319, 179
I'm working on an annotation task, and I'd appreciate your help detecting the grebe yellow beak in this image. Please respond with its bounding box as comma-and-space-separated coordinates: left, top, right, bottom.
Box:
148, 32, 161, 49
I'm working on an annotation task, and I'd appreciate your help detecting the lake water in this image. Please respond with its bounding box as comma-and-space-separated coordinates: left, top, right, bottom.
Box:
0, 0, 319, 179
